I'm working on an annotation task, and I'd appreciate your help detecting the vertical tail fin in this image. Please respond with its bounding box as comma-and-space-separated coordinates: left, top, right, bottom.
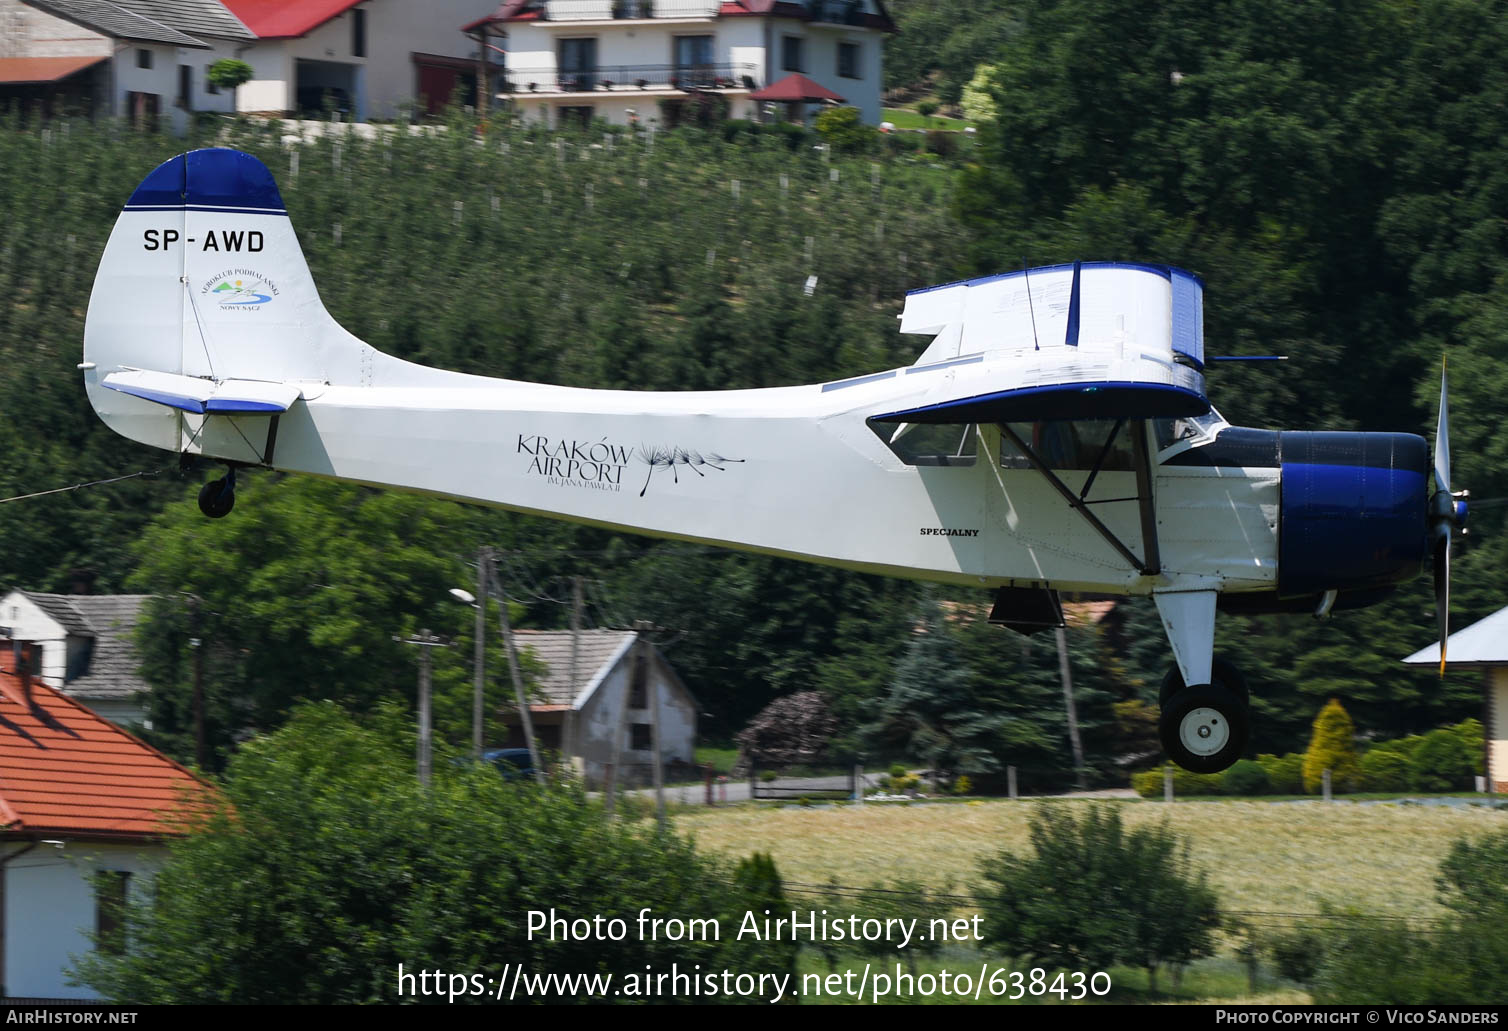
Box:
83, 148, 367, 452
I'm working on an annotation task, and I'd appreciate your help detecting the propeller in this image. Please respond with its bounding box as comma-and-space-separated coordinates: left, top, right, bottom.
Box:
1428, 360, 1468, 676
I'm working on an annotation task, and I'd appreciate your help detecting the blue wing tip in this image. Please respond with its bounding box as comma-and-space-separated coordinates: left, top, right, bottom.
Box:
126, 148, 285, 212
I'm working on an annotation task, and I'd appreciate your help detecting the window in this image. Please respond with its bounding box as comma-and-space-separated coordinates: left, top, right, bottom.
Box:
629, 659, 647, 709
558, 38, 597, 91
136, 49, 152, 70
873, 421, 978, 467
95, 871, 131, 955
205, 64, 219, 94
352, 8, 366, 58
177, 64, 191, 108
1002, 420, 1137, 471
781, 35, 804, 73
837, 42, 860, 79
674, 34, 714, 83
630, 723, 652, 751
1153, 409, 1226, 455
558, 105, 593, 128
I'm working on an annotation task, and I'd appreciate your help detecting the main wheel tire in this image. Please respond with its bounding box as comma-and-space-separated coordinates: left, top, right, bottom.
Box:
1160, 658, 1249, 707
197, 477, 235, 518
1159, 683, 1249, 774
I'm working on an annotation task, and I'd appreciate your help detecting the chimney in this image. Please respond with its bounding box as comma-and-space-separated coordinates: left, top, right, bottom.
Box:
19, 642, 34, 707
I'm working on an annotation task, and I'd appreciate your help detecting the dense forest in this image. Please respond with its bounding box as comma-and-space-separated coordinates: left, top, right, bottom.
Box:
1, 0, 1505, 786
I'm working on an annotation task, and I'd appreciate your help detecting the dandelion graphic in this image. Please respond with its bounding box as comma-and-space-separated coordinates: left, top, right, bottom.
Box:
638, 445, 744, 497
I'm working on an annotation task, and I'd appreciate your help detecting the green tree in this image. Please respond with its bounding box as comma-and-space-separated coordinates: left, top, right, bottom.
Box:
979, 805, 1221, 990
73, 702, 795, 1003
1302, 699, 1360, 793
206, 58, 253, 111
127, 475, 509, 767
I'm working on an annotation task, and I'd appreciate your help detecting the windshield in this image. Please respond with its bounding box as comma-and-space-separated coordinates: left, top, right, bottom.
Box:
1154, 408, 1227, 455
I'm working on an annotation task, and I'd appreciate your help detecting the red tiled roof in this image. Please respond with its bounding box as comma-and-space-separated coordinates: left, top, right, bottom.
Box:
750, 72, 845, 103
0, 55, 108, 84
220, 0, 363, 39
0, 666, 213, 839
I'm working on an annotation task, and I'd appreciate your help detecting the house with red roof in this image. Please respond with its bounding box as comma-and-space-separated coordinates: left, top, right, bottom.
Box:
220, 0, 503, 119
0, 0, 254, 132
468, 0, 894, 128
0, 645, 212, 1001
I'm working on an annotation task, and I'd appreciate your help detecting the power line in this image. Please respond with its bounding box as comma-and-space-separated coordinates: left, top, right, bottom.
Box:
0, 467, 170, 505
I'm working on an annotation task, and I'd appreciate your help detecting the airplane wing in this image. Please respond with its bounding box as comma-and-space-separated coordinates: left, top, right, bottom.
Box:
887, 262, 1210, 424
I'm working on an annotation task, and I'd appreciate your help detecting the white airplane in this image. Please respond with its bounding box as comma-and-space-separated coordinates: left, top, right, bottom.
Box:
81, 148, 1467, 773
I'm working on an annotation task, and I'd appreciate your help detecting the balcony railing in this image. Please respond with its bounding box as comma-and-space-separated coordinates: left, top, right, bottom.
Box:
502, 63, 759, 94
541, 0, 720, 20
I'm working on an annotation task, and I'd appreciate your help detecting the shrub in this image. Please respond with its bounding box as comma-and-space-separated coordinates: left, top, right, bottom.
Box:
1257, 753, 1306, 794
1452, 718, 1485, 776
1130, 765, 1225, 798
1313, 918, 1469, 1003
979, 805, 1221, 992
1303, 699, 1359, 793
1358, 747, 1411, 792
952, 774, 972, 795
1173, 767, 1225, 795
1410, 728, 1474, 792
925, 130, 958, 158
814, 105, 877, 153
1267, 928, 1326, 985
1221, 759, 1270, 796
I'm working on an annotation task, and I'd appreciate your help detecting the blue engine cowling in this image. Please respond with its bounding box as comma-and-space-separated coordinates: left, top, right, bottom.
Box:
1277, 431, 1430, 597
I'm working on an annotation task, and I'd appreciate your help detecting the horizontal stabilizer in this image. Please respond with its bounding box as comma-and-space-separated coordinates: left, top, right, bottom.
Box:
102, 370, 300, 414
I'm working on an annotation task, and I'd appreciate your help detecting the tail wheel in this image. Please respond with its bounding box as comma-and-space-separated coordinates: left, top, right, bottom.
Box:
1159, 684, 1249, 774
197, 476, 235, 518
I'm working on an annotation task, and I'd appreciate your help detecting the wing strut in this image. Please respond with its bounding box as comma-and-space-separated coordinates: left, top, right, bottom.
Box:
998, 421, 1161, 576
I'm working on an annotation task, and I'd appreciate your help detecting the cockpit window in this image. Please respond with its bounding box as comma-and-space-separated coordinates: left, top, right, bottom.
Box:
1154, 409, 1227, 455
1001, 420, 1136, 471
872, 422, 978, 466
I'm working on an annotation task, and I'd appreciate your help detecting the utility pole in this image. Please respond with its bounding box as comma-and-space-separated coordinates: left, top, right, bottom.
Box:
566, 574, 583, 766
184, 594, 206, 769
398, 629, 445, 786
640, 620, 666, 828
1056, 625, 1087, 790
486, 552, 546, 784
473, 547, 488, 760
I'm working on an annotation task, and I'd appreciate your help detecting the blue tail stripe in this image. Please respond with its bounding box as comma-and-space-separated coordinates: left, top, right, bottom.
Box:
126, 148, 286, 213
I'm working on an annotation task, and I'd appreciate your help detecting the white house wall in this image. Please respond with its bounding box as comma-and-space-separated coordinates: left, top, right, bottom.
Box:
576, 653, 696, 785
1, 593, 68, 687
0, 0, 111, 59
1492, 668, 1508, 793
4, 840, 165, 1001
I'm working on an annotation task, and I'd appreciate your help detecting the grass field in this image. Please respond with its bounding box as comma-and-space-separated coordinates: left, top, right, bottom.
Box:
881, 107, 976, 131
678, 798, 1508, 919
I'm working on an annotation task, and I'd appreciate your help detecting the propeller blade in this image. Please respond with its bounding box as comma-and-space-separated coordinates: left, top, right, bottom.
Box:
1434, 536, 1450, 677
1435, 359, 1451, 495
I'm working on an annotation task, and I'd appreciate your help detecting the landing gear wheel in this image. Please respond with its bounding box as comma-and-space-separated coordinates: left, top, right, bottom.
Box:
197, 475, 235, 518
1161, 657, 1249, 707
1159, 684, 1249, 774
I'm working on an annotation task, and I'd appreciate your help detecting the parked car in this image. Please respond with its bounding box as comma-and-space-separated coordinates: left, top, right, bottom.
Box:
484, 747, 538, 781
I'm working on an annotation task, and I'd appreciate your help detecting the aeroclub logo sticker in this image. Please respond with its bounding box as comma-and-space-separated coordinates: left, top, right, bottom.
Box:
202, 268, 279, 309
